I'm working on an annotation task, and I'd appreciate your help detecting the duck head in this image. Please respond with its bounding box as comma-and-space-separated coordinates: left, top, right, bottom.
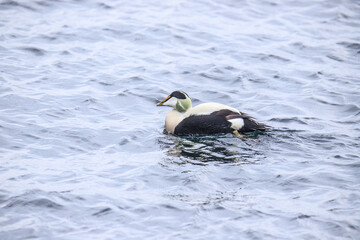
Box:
157, 91, 192, 112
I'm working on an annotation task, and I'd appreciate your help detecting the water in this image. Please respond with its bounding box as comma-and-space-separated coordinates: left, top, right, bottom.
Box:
1, 0, 359, 239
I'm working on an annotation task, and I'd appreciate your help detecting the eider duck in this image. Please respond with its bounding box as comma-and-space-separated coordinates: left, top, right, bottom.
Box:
157, 91, 265, 136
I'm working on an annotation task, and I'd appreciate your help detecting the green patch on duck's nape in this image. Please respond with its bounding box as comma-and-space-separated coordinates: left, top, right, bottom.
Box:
175, 95, 192, 112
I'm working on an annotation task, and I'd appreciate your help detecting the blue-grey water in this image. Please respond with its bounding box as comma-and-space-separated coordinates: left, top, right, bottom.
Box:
1, 0, 360, 239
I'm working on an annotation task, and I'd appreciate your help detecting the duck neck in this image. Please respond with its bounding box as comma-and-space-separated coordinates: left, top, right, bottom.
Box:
175, 98, 192, 113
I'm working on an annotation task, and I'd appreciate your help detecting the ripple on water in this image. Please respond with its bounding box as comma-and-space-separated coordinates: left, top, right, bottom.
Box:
3, 191, 64, 210
19, 47, 47, 56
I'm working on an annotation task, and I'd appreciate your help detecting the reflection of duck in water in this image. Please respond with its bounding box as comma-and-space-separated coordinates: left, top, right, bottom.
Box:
158, 134, 265, 164
157, 91, 266, 136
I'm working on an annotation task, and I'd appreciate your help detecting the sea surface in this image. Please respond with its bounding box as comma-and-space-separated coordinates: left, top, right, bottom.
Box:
1, 0, 360, 239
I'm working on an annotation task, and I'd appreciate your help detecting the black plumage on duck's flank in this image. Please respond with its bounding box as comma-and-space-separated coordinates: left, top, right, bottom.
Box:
174, 109, 265, 136
174, 114, 233, 135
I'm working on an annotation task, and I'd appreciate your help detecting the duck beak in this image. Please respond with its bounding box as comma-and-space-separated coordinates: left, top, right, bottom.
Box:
156, 95, 170, 106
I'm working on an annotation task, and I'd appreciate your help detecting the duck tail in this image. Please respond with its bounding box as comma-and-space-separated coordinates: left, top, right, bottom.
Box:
242, 118, 266, 132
